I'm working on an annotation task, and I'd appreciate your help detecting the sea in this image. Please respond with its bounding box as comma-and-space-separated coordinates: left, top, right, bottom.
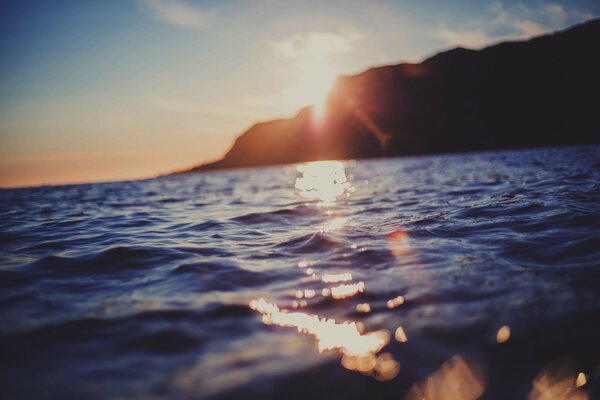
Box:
1, 145, 599, 399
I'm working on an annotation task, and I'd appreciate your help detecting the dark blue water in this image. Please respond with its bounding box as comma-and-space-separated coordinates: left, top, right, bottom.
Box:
1, 146, 599, 399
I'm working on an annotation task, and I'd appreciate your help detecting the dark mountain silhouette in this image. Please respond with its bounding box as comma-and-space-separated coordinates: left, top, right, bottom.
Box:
178, 18, 600, 174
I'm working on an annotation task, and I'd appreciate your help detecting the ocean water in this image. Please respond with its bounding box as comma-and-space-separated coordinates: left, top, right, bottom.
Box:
1, 146, 599, 399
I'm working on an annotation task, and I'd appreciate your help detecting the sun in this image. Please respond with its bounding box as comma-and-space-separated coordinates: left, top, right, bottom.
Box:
280, 33, 345, 121
283, 58, 336, 118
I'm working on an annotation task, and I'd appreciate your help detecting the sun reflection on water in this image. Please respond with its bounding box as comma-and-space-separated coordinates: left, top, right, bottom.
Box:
328, 281, 365, 299
247, 159, 406, 381
356, 303, 371, 313
249, 298, 395, 378
295, 161, 352, 204
320, 216, 349, 232
387, 295, 405, 309
322, 272, 353, 283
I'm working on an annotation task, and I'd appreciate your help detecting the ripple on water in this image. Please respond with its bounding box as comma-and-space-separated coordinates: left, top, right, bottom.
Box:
232, 206, 321, 225
25, 246, 189, 276
274, 232, 345, 254
1, 146, 599, 399
170, 260, 283, 291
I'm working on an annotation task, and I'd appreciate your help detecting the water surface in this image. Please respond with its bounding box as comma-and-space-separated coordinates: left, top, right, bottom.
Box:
1, 146, 599, 399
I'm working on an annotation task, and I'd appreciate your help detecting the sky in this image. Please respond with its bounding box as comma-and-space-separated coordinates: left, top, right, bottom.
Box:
0, 0, 598, 187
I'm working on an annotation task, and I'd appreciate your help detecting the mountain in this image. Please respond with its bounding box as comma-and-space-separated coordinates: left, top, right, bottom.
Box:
178, 19, 600, 174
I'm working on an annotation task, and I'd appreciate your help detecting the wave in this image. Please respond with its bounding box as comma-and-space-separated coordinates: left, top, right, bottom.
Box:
25, 245, 189, 276
1, 145, 599, 399
232, 206, 320, 224
273, 232, 344, 254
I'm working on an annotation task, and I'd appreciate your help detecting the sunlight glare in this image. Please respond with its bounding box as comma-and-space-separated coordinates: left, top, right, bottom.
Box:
281, 35, 340, 123
386, 295, 405, 309
320, 216, 349, 232
249, 298, 390, 360
322, 272, 353, 283
329, 281, 365, 299
295, 161, 351, 204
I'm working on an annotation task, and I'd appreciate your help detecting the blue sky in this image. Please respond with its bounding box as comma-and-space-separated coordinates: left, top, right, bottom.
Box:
0, 0, 598, 187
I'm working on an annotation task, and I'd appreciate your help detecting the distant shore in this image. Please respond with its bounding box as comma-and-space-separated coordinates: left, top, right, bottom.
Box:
175, 19, 600, 176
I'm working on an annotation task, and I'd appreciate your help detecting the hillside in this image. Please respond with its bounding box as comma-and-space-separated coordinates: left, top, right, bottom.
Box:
179, 18, 600, 173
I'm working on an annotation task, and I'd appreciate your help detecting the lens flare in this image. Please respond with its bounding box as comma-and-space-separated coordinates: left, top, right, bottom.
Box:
394, 326, 408, 343
373, 353, 401, 381
528, 358, 589, 400
496, 325, 511, 343
405, 355, 486, 400
388, 230, 410, 258
576, 373, 587, 388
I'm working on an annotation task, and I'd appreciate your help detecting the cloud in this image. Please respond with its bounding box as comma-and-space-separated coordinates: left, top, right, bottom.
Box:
271, 30, 361, 60
138, 0, 213, 28
435, 2, 597, 48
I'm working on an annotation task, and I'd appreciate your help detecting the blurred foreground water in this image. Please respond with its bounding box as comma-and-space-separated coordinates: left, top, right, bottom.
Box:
1, 146, 599, 399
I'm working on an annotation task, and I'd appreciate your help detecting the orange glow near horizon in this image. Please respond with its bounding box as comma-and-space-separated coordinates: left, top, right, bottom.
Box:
0, 139, 236, 188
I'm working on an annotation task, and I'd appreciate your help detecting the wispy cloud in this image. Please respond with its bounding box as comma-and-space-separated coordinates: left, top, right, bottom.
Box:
435, 2, 596, 48
271, 31, 360, 60
138, 0, 213, 28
